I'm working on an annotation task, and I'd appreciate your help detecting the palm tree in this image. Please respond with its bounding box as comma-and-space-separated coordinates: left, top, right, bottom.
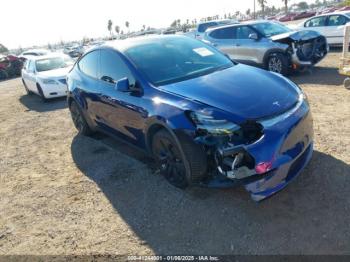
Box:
170, 20, 177, 28
114, 25, 120, 36
125, 21, 130, 33
258, 0, 267, 15
107, 19, 113, 36
282, 0, 289, 13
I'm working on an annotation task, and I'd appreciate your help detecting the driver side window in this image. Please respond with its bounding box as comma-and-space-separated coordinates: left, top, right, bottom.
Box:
99, 49, 136, 87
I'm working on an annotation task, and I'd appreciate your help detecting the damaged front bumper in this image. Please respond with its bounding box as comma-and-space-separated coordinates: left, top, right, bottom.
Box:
198, 97, 313, 201
272, 30, 329, 68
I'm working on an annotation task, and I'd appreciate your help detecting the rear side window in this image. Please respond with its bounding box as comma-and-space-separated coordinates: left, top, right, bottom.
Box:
210, 27, 236, 39
328, 15, 349, 26
78, 50, 99, 78
99, 50, 135, 86
305, 16, 327, 27
198, 22, 218, 33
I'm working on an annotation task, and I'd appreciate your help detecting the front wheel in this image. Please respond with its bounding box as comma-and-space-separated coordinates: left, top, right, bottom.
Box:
266, 53, 290, 75
151, 129, 207, 188
22, 79, 33, 95
69, 101, 93, 136
36, 84, 47, 102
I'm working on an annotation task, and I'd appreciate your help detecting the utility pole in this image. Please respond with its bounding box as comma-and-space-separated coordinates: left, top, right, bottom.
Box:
253, 0, 256, 19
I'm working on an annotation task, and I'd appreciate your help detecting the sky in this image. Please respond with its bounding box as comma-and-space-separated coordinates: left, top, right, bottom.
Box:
1, 0, 313, 49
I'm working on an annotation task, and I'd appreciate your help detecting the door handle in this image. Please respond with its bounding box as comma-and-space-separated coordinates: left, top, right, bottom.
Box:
235, 44, 241, 46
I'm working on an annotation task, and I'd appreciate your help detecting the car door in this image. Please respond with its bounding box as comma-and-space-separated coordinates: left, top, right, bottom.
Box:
206, 26, 237, 58
326, 14, 350, 45
233, 25, 267, 65
97, 49, 145, 145
304, 16, 328, 38
25, 60, 38, 93
75, 50, 101, 124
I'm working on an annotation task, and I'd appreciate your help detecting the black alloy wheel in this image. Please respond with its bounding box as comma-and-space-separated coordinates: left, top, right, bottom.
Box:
152, 130, 188, 188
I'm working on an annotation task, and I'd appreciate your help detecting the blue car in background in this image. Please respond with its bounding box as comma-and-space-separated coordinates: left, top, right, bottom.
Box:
67, 35, 313, 201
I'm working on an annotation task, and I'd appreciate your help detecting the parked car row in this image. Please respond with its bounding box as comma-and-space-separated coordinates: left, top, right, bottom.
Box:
0, 55, 23, 80
271, 11, 316, 22
267, 5, 350, 22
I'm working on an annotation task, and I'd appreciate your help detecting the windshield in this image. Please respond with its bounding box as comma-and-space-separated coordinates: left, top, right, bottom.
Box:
35, 56, 74, 72
251, 22, 291, 37
125, 37, 233, 86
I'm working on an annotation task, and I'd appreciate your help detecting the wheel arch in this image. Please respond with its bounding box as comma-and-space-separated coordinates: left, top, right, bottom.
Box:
262, 48, 290, 67
145, 118, 207, 185
145, 118, 180, 154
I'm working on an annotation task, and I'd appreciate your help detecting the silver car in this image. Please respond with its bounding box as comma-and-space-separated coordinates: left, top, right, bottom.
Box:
203, 21, 328, 75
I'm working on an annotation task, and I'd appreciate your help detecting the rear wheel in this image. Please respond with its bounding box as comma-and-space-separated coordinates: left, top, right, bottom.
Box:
69, 100, 93, 136
344, 78, 350, 90
151, 129, 207, 188
266, 53, 290, 75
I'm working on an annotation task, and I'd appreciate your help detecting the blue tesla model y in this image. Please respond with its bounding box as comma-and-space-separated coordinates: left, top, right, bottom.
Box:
67, 35, 313, 201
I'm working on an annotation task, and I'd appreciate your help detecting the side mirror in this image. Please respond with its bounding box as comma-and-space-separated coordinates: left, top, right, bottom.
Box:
115, 77, 130, 92
248, 33, 259, 40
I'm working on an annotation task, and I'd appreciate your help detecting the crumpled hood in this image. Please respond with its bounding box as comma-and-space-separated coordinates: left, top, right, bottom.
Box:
37, 66, 72, 79
270, 29, 322, 42
160, 64, 299, 121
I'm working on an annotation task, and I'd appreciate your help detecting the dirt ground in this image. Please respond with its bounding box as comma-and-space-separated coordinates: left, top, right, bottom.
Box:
0, 51, 349, 255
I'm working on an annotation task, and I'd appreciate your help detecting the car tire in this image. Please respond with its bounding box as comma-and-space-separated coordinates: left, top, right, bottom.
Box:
36, 84, 47, 102
344, 78, 350, 90
22, 79, 33, 95
69, 100, 94, 136
0, 70, 8, 80
266, 53, 290, 75
151, 129, 207, 188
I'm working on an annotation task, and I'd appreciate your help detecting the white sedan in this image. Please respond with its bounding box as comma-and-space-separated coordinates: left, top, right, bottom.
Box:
21, 54, 74, 101
297, 11, 350, 46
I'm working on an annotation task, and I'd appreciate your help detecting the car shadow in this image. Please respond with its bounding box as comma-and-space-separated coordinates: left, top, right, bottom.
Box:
19, 95, 67, 112
290, 66, 346, 86
71, 134, 350, 254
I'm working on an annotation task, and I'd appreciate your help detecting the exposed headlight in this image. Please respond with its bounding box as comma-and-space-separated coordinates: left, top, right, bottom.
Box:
189, 111, 240, 135
41, 79, 58, 85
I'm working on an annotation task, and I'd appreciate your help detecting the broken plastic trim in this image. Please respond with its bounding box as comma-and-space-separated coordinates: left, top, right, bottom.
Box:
215, 143, 256, 180
192, 118, 264, 181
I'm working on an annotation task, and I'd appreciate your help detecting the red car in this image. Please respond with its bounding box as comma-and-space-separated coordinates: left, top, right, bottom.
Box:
278, 13, 297, 22
337, 6, 350, 12
0, 55, 23, 80
293, 11, 316, 20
